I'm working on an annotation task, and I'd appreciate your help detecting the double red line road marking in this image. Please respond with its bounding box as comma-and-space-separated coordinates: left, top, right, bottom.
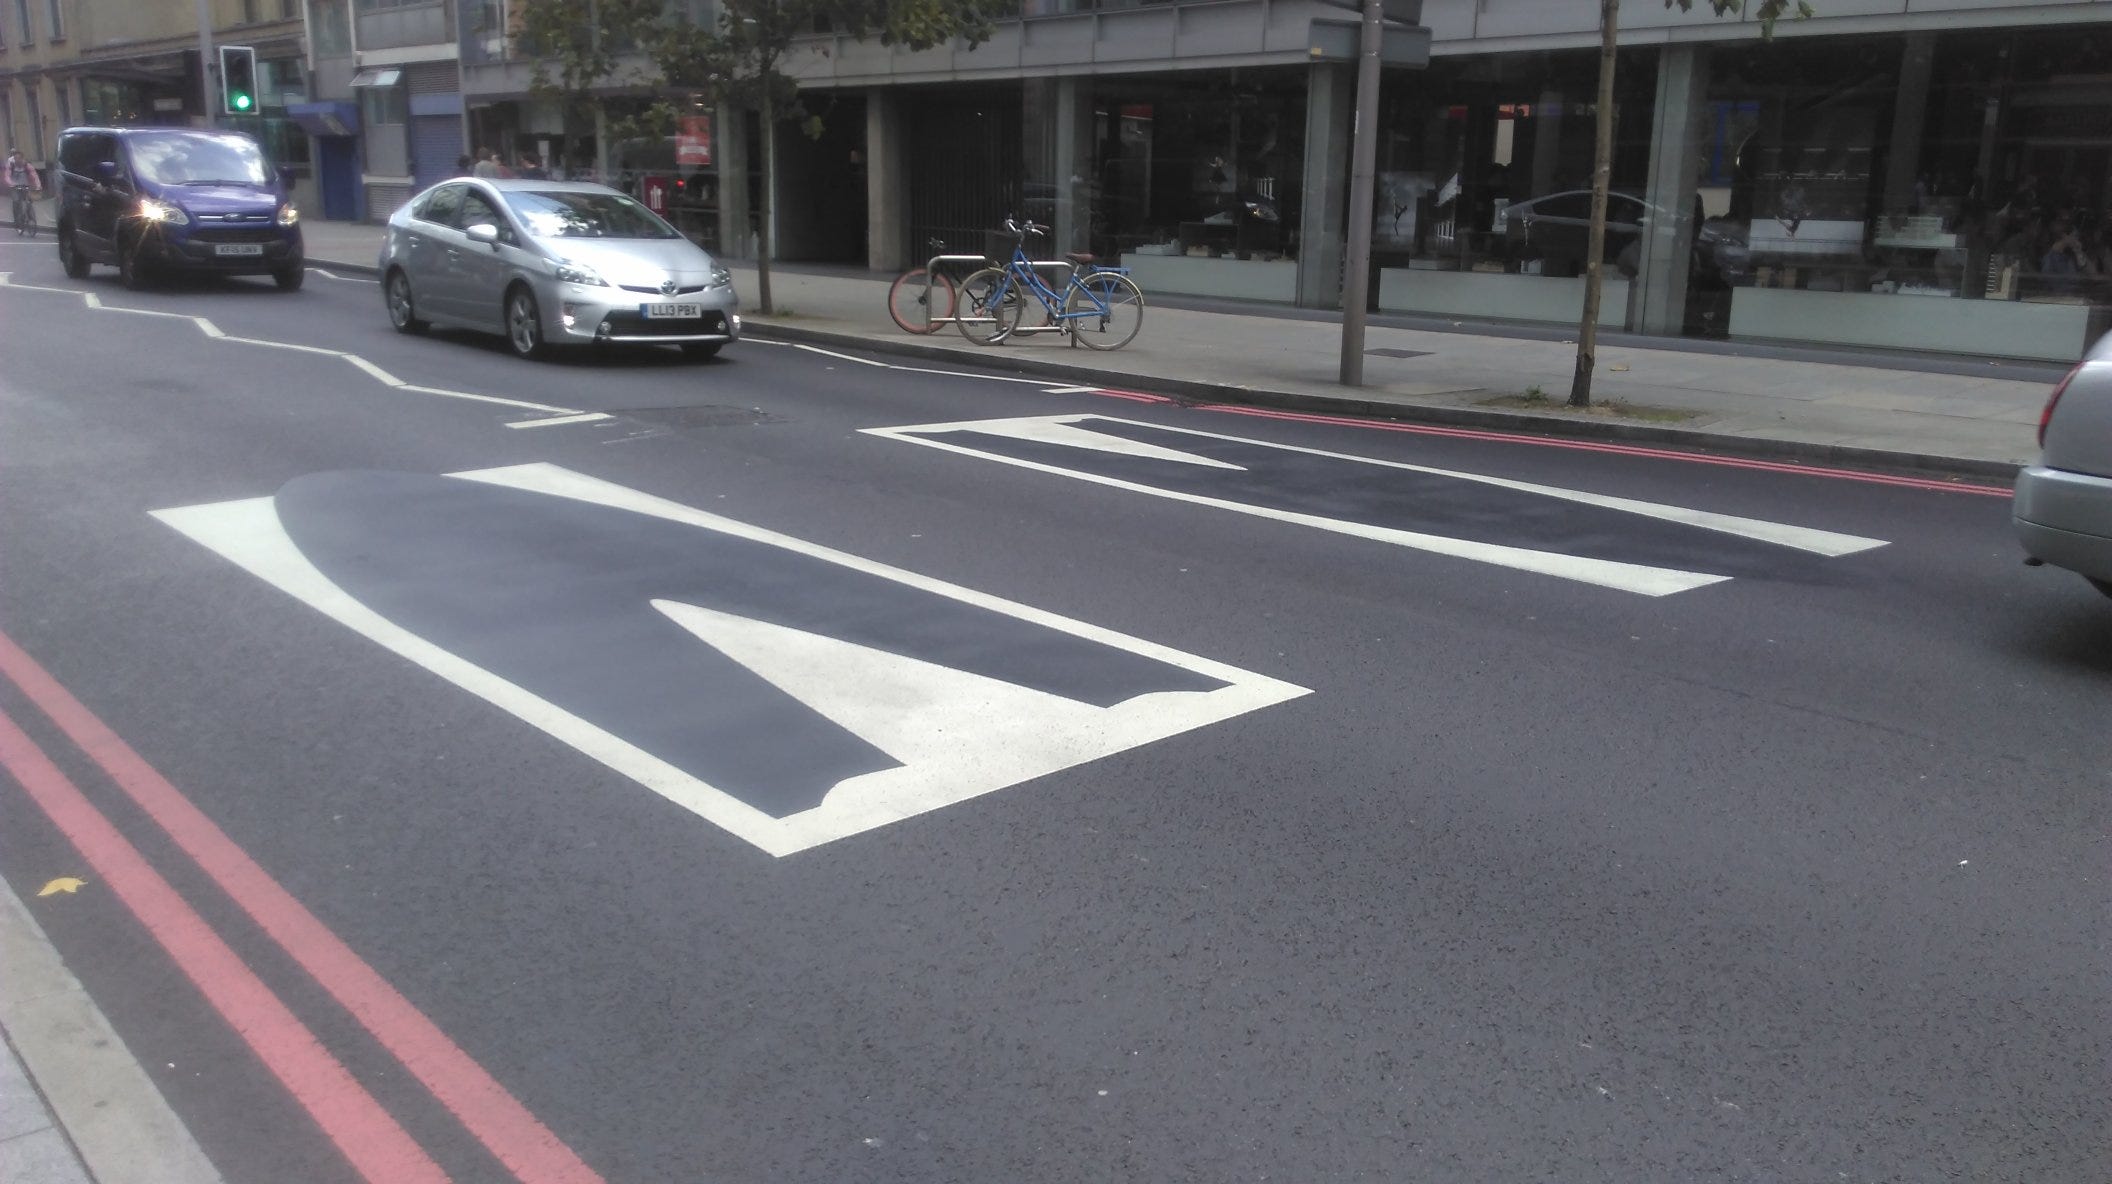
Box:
0, 630, 605, 1184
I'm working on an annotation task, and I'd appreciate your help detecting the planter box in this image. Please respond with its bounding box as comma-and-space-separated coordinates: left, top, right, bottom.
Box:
1728, 287, 2090, 362
1378, 269, 1629, 326
1119, 253, 1298, 304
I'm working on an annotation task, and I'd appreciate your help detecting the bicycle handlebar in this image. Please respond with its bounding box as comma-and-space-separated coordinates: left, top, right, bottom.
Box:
1003, 217, 1049, 239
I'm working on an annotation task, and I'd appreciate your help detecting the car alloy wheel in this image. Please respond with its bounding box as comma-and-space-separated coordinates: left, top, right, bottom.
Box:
507, 287, 544, 360
386, 270, 427, 334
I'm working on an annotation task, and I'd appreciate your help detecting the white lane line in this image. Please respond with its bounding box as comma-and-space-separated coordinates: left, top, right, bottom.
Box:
875, 414, 1888, 558
924, 414, 1245, 469
1039, 385, 1105, 395
785, 341, 1081, 386
865, 425, 1727, 596
0, 272, 579, 416
505, 411, 613, 429
307, 268, 376, 283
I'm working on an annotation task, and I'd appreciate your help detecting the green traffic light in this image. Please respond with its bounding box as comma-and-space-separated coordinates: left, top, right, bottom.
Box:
233, 94, 252, 111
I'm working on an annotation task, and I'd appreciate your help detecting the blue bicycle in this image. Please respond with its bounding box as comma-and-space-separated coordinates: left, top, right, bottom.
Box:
957, 218, 1144, 351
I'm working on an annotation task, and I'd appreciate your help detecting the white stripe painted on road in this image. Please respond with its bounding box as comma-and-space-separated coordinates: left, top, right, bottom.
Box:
872, 414, 1888, 559
307, 268, 376, 283
505, 412, 613, 429
0, 272, 577, 415
865, 420, 1733, 596
156, 463, 1307, 856
1038, 386, 1106, 395
924, 414, 1245, 470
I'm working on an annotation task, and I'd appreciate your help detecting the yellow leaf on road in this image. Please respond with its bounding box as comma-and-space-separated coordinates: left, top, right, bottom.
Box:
37, 877, 87, 897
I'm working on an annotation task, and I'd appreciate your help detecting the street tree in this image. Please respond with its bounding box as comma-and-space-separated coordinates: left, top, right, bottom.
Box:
514, 0, 671, 176
648, 0, 1010, 315
1568, 0, 1812, 408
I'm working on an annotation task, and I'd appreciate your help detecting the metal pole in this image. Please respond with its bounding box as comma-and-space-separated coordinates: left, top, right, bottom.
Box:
1337, 0, 1383, 386
195, 0, 216, 127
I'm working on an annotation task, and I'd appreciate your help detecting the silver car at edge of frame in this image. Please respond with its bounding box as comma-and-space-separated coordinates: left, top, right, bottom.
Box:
2015, 330, 2112, 600
377, 178, 739, 361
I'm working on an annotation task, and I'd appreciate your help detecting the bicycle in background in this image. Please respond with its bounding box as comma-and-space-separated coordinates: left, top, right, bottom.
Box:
956, 219, 1144, 351
887, 238, 992, 334
10, 185, 36, 237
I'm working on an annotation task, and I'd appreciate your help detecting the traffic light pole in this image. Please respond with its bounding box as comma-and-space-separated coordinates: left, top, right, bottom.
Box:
1337, 0, 1384, 386
195, 0, 216, 128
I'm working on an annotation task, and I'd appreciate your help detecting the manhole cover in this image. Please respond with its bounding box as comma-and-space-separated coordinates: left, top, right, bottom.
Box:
1366, 348, 1433, 360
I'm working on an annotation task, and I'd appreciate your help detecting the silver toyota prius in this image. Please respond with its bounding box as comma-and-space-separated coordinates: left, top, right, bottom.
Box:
378, 178, 739, 361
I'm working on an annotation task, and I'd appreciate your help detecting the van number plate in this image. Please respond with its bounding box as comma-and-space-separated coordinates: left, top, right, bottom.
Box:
642, 303, 701, 319
214, 243, 266, 257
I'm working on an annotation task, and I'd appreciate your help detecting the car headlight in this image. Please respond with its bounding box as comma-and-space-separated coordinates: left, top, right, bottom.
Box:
276, 203, 299, 227
137, 198, 188, 226
709, 265, 732, 289
553, 261, 606, 287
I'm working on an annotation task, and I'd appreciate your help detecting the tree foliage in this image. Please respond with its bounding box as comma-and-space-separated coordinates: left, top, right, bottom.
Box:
516, 0, 670, 171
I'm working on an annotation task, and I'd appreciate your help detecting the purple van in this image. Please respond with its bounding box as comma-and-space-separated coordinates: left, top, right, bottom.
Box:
54, 126, 304, 291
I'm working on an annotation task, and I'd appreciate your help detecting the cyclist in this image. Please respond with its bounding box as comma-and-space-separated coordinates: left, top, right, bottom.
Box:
5, 148, 40, 236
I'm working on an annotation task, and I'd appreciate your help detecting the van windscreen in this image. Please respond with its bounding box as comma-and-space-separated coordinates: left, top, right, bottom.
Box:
128, 133, 271, 187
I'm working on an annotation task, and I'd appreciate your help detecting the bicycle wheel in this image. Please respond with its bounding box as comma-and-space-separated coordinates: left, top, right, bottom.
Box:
956, 267, 1022, 346
887, 267, 955, 334
1064, 272, 1144, 351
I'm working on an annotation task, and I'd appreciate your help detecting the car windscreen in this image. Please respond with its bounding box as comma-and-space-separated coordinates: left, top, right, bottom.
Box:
127, 133, 271, 187
505, 191, 679, 239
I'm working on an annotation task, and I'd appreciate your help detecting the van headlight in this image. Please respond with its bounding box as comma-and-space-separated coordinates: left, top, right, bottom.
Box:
709, 265, 732, 289
553, 261, 606, 287
137, 198, 188, 225
276, 203, 299, 226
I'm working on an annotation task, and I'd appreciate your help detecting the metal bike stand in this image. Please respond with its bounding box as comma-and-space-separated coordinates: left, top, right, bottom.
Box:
920, 252, 998, 330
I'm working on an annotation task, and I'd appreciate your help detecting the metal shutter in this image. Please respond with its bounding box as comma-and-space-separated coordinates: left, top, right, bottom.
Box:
409, 115, 463, 193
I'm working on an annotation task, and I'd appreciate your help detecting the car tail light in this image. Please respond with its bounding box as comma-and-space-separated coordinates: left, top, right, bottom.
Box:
2040, 363, 2083, 447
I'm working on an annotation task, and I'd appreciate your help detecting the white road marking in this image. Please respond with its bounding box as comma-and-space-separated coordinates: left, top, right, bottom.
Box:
505, 411, 613, 429
0, 272, 577, 415
882, 427, 1725, 595
307, 268, 376, 283
156, 464, 1306, 856
869, 413, 1888, 559
932, 415, 1245, 469
1038, 386, 1106, 395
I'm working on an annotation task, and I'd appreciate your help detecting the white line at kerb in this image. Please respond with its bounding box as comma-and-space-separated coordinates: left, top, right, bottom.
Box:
506, 412, 613, 429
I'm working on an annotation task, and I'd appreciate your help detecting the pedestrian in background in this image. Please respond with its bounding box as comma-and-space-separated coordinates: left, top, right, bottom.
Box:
455, 154, 473, 176
472, 149, 501, 179
516, 153, 547, 181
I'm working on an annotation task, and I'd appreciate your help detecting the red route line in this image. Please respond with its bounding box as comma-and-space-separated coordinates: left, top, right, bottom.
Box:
0, 631, 606, 1184
1192, 404, 2016, 497
0, 706, 451, 1184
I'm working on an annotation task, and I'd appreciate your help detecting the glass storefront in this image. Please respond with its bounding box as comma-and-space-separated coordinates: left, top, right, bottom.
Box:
1368, 48, 1661, 326
1700, 28, 2112, 360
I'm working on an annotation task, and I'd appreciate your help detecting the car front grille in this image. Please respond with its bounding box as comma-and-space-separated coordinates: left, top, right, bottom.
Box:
188, 226, 285, 244
599, 310, 728, 338
618, 283, 710, 296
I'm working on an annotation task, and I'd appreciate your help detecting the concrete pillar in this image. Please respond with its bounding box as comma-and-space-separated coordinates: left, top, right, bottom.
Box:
866, 88, 909, 272
1630, 44, 1709, 337
1051, 77, 1094, 257
1530, 87, 1564, 197
716, 102, 750, 260
1883, 33, 1937, 215
1297, 62, 1354, 309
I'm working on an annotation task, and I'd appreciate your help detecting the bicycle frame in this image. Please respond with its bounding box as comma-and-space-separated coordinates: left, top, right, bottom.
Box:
987, 241, 1127, 335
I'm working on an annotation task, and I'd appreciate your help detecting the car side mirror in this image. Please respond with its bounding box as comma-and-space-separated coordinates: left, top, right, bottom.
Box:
277, 163, 298, 189
95, 161, 120, 181
464, 222, 500, 247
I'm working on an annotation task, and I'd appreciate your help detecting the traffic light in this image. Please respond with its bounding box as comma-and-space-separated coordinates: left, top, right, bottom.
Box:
219, 45, 258, 115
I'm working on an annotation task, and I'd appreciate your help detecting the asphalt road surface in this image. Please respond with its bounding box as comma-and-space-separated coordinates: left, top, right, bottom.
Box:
0, 241, 2105, 1184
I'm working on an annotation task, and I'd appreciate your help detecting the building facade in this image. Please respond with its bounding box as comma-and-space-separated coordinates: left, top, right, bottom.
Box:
1, 0, 313, 211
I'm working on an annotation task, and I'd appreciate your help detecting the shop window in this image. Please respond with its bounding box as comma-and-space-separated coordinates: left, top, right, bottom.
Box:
1698, 30, 2112, 360
1369, 49, 1660, 326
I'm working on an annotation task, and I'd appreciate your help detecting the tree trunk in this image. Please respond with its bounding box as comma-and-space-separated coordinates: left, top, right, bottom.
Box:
1569, 0, 1620, 408
757, 90, 776, 316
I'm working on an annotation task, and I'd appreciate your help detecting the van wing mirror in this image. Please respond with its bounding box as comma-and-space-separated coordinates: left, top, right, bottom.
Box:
94, 160, 120, 181
277, 163, 298, 188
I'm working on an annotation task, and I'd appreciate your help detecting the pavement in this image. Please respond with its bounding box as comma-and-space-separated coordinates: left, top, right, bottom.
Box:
300, 218, 2061, 478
